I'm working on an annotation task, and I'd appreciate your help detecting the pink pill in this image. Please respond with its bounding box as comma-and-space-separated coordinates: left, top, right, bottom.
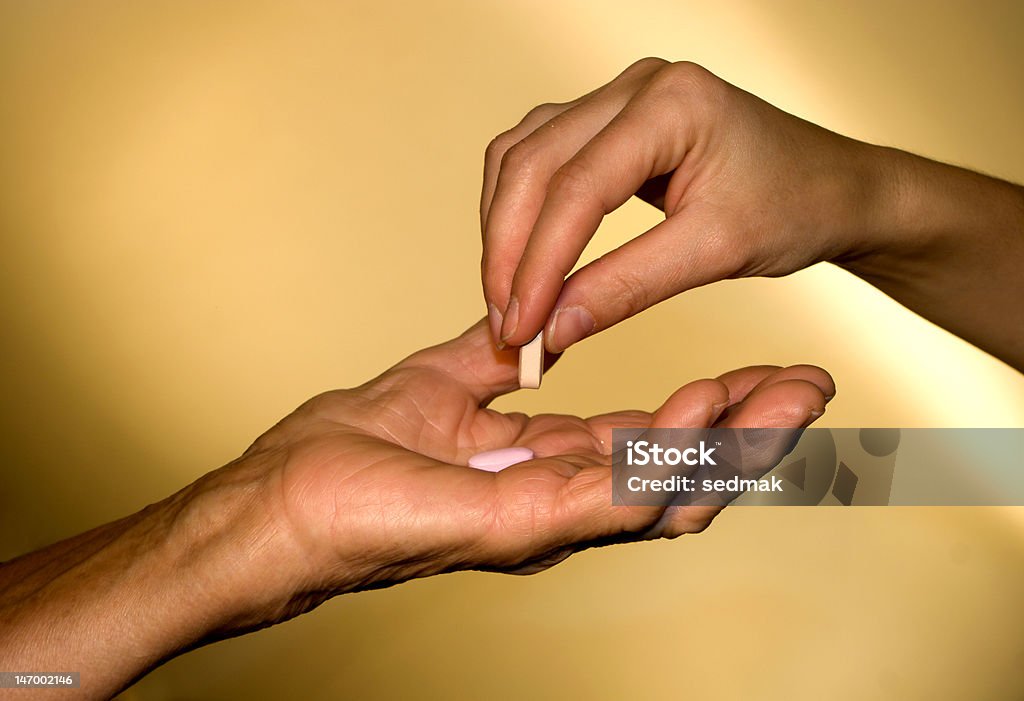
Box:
467, 446, 535, 472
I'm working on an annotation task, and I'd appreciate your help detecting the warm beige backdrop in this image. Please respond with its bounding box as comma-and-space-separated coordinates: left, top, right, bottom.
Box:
2, 1, 1023, 699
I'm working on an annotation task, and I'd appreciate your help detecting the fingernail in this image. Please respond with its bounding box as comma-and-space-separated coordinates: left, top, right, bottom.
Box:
708, 401, 730, 425
804, 409, 825, 426
548, 305, 596, 353
500, 296, 519, 342
487, 303, 504, 347
824, 394, 835, 403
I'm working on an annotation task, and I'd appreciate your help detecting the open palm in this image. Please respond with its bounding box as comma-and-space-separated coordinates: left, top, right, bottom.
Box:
238, 319, 833, 606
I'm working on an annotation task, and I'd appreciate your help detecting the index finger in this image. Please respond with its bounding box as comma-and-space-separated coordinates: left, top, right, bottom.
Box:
481, 58, 670, 344
499, 62, 718, 347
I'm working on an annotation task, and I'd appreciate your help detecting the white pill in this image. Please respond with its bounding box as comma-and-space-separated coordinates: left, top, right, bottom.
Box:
518, 330, 543, 389
468, 446, 535, 472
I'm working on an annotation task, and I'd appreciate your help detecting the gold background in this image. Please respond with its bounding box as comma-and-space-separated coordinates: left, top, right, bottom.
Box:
2, 1, 1023, 698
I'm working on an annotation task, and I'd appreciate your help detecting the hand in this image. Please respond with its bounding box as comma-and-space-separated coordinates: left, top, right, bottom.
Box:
480, 58, 1024, 371
0, 319, 834, 698
481, 58, 880, 351
231, 319, 834, 603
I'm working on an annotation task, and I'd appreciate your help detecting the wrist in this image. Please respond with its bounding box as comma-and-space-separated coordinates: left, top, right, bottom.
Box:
164, 455, 319, 638
821, 141, 922, 268
835, 143, 1024, 277
0, 456, 318, 698
825, 142, 1024, 369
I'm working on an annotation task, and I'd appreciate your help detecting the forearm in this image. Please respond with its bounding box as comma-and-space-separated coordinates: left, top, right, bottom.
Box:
841, 146, 1024, 372
0, 460, 296, 699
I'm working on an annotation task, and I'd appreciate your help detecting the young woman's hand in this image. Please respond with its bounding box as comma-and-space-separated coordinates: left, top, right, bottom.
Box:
481, 58, 1024, 371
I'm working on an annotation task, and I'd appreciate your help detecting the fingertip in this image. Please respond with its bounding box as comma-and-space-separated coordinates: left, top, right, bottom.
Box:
546, 305, 596, 353
710, 376, 832, 430
397, 318, 522, 403
782, 380, 828, 421
480, 259, 512, 325
740, 378, 828, 428
805, 407, 826, 427
501, 289, 558, 348
453, 316, 509, 357
783, 364, 836, 402
487, 303, 504, 348
499, 296, 520, 344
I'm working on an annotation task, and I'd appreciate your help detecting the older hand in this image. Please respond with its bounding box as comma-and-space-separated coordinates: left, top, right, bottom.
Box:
226, 319, 834, 606
0, 319, 833, 698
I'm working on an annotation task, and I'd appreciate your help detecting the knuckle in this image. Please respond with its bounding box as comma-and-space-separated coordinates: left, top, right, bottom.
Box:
670, 511, 716, 536
485, 130, 518, 164
609, 268, 651, 315
482, 260, 512, 298
525, 101, 562, 122
547, 159, 593, 201
657, 506, 720, 538
499, 140, 543, 177
627, 56, 669, 74
298, 389, 346, 422
719, 235, 753, 278
690, 222, 748, 278
650, 60, 717, 96
493, 103, 565, 174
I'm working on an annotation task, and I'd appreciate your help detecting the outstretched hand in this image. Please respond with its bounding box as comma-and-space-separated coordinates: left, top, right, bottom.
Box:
229, 319, 834, 612
0, 319, 833, 699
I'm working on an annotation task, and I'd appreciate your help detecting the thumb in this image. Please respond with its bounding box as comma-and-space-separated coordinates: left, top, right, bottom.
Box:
545, 205, 740, 353
396, 317, 560, 405
396, 318, 518, 403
